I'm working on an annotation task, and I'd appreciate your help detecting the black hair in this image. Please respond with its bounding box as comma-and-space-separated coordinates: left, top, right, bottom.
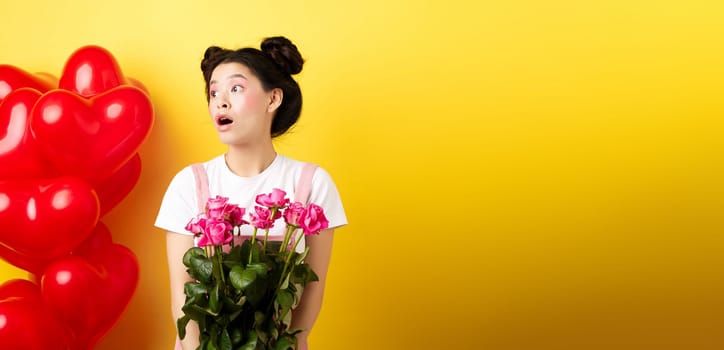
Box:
201, 36, 304, 137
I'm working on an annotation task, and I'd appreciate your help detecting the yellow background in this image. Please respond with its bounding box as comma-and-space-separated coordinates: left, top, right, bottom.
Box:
1, 1, 723, 349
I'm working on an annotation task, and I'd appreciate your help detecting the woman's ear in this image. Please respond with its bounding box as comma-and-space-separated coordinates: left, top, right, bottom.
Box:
267, 88, 283, 113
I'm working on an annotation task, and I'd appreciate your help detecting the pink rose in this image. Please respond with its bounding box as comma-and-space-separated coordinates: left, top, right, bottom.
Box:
197, 218, 233, 246
206, 195, 230, 219
250, 206, 275, 230
255, 188, 289, 209
227, 205, 248, 227
300, 204, 329, 236
283, 202, 305, 227
185, 216, 207, 235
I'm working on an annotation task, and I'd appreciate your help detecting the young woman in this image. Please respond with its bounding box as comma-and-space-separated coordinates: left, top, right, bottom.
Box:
155, 36, 347, 350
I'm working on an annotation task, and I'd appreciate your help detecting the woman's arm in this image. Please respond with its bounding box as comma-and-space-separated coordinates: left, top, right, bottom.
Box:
291, 228, 335, 349
166, 231, 199, 350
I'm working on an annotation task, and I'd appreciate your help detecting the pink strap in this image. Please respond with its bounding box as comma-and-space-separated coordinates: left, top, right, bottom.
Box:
191, 163, 209, 214
288, 163, 317, 248
295, 163, 318, 204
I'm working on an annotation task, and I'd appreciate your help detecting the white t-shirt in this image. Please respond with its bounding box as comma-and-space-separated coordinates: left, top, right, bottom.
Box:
155, 154, 347, 243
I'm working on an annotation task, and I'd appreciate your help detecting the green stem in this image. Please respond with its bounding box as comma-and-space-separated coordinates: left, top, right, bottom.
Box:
214, 245, 226, 285
251, 227, 258, 245
278, 229, 304, 289
263, 207, 278, 252
249, 227, 259, 264
230, 226, 236, 249
289, 229, 305, 259
262, 228, 270, 252
279, 225, 297, 253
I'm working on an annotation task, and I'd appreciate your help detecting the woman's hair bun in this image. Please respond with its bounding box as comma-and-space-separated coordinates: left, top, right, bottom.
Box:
201, 46, 228, 73
261, 36, 304, 75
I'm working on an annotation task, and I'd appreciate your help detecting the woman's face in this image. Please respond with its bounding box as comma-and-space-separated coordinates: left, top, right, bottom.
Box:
208, 62, 275, 145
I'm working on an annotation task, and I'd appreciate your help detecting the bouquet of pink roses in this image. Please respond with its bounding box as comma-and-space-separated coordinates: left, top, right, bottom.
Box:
178, 189, 328, 350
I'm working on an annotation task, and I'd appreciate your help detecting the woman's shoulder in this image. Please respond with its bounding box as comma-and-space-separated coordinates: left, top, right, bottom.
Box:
199, 154, 227, 169
277, 156, 340, 196
168, 155, 225, 185
276, 154, 332, 178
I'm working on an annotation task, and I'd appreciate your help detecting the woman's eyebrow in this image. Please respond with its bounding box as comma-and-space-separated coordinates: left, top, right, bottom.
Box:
227, 73, 247, 80
210, 73, 247, 85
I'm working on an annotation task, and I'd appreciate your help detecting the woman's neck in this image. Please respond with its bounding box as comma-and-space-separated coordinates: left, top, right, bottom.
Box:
224, 142, 277, 177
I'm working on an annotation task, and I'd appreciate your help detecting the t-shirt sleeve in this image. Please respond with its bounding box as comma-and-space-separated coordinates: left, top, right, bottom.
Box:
307, 167, 348, 230
154, 166, 199, 235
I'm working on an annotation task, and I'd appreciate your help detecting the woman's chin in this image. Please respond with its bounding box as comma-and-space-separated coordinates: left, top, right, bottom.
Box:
217, 134, 249, 146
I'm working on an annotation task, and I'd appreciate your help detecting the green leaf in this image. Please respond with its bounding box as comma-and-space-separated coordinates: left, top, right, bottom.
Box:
229, 326, 242, 346
220, 296, 243, 315
228, 309, 243, 323
248, 243, 260, 263
292, 283, 304, 306
254, 311, 266, 325
238, 331, 258, 350
276, 289, 294, 311
285, 328, 304, 336
199, 333, 210, 350
225, 245, 243, 262
279, 273, 290, 290
245, 278, 267, 306
229, 266, 257, 291
208, 323, 226, 350
182, 303, 208, 322
256, 327, 269, 344
294, 247, 310, 265
240, 240, 252, 260
209, 283, 221, 315
190, 255, 213, 283
183, 247, 206, 267
267, 240, 283, 253
270, 326, 279, 343
291, 263, 318, 285
275, 288, 294, 328
184, 281, 208, 298
246, 262, 269, 278
208, 338, 218, 350
308, 267, 319, 283
176, 315, 190, 339
274, 336, 294, 350
220, 328, 232, 350
184, 304, 212, 322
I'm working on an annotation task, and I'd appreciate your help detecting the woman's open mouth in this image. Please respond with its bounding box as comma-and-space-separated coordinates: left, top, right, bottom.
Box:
216, 115, 234, 126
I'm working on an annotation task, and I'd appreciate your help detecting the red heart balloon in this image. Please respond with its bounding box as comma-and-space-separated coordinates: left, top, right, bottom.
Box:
58, 45, 127, 98
0, 213, 111, 276
0, 65, 55, 103
34, 72, 60, 88
127, 77, 150, 95
0, 279, 73, 350
30, 86, 154, 182
94, 152, 142, 216
71, 220, 113, 257
0, 88, 57, 179
41, 236, 139, 350
0, 278, 40, 299
0, 177, 99, 259
0, 245, 54, 275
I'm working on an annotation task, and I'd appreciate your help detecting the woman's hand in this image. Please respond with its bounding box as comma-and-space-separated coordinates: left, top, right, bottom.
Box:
297, 335, 309, 350
166, 232, 199, 350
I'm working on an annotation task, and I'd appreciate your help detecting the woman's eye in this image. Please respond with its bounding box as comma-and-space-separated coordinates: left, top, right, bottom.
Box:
210, 90, 218, 98
231, 85, 242, 93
